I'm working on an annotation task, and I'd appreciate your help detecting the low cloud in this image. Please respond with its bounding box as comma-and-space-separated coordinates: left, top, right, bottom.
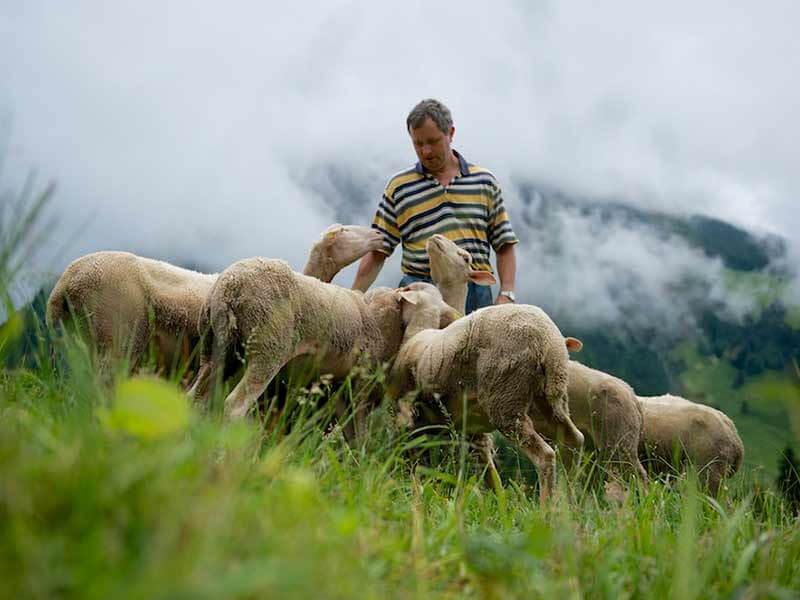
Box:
1, 1, 798, 319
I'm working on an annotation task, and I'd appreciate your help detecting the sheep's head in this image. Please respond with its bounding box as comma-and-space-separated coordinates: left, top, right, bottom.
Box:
363, 286, 405, 359
320, 224, 384, 270
396, 282, 461, 338
427, 234, 496, 288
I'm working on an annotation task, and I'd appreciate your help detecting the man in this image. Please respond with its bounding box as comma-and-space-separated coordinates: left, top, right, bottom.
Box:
352, 98, 518, 313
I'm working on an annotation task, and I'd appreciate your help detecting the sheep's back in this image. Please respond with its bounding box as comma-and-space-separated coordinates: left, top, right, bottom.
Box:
567, 361, 640, 436
209, 258, 300, 343
471, 305, 570, 400
293, 274, 369, 356
135, 256, 218, 332
639, 396, 741, 467
413, 318, 474, 393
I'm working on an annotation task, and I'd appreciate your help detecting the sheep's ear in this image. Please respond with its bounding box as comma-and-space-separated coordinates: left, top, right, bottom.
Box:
323, 224, 344, 239
468, 270, 497, 286
565, 337, 583, 353
398, 291, 418, 305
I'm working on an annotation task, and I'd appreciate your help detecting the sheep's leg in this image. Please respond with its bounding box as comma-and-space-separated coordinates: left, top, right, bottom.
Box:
187, 327, 227, 409
603, 453, 641, 504
471, 433, 502, 494
496, 414, 556, 504
187, 362, 212, 406
610, 446, 649, 493
352, 396, 369, 443
335, 395, 364, 445
351, 378, 382, 443
224, 356, 285, 420
223, 333, 296, 420
334, 392, 373, 445
599, 434, 649, 501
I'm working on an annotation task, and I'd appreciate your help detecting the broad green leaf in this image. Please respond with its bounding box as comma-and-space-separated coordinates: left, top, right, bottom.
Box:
99, 376, 190, 440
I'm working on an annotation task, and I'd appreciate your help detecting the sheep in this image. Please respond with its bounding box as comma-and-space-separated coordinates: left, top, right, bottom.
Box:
426, 234, 646, 497
46, 251, 218, 372
188, 260, 460, 421
46, 224, 383, 375
530, 361, 648, 499
427, 233, 496, 313
388, 282, 584, 503
637, 394, 744, 494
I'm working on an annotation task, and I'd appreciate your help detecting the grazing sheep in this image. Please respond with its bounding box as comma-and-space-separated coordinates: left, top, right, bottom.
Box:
189, 261, 459, 420
388, 283, 584, 503
46, 224, 382, 375
46, 251, 217, 371
426, 234, 646, 497
531, 361, 648, 498
637, 394, 744, 494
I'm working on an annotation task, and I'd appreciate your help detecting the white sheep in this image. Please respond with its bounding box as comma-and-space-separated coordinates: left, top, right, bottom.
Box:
46, 224, 383, 374
637, 393, 744, 494
189, 259, 460, 421
46, 251, 218, 371
427, 233, 496, 313
426, 234, 647, 497
388, 282, 584, 503
529, 361, 648, 498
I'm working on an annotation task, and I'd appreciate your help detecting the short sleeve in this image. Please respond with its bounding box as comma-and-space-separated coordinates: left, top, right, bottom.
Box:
487, 181, 519, 251
371, 188, 401, 256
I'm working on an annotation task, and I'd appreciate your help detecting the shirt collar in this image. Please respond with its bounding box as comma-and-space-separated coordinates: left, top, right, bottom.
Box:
415, 149, 470, 177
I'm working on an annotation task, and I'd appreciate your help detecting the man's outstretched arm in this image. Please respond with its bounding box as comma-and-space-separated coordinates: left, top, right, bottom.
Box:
352, 250, 387, 292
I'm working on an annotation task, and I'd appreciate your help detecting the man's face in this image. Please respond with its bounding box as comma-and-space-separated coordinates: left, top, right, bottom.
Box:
409, 117, 454, 174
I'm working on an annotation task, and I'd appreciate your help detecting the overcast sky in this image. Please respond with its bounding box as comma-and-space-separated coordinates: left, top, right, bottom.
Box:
2, 1, 799, 313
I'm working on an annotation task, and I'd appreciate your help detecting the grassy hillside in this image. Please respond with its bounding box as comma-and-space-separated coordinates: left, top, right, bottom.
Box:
2, 180, 799, 597
1, 339, 799, 599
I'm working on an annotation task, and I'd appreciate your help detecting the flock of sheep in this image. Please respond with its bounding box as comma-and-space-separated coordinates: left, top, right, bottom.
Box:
46, 224, 744, 502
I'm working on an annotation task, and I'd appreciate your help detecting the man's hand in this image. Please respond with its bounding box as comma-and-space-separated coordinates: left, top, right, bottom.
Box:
494, 243, 517, 305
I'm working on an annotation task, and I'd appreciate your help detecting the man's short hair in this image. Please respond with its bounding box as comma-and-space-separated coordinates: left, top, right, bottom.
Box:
406, 99, 453, 134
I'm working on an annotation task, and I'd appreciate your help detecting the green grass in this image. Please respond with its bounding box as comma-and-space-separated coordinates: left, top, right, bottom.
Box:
1, 187, 798, 599
1, 330, 799, 600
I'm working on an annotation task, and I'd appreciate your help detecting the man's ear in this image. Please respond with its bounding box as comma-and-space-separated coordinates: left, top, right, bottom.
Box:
468, 270, 497, 286
565, 337, 583, 353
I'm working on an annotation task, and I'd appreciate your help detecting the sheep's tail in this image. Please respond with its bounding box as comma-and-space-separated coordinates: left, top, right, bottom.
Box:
45, 274, 70, 329
196, 299, 217, 365
198, 295, 237, 367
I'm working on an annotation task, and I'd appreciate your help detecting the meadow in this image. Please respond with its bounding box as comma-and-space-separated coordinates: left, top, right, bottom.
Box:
1, 188, 799, 599
1, 328, 798, 600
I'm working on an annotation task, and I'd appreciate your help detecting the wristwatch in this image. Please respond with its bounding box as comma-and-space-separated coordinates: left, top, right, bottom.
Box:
499, 290, 516, 302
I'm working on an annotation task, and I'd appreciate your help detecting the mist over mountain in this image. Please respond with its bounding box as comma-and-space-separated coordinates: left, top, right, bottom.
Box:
5, 166, 799, 474
297, 161, 793, 334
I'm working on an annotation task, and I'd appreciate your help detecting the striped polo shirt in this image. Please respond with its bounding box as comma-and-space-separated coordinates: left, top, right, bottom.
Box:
371, 150, 518, 276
